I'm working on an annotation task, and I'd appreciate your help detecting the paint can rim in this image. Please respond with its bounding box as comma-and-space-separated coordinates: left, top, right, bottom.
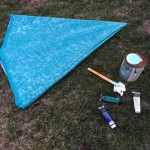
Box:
125, 51, 147, 68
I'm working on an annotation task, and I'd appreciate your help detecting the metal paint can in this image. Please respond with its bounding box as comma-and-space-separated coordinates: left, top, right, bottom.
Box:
119, 51, 147, 82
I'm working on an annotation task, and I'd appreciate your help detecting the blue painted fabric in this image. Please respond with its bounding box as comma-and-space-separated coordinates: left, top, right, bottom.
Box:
0, 14, 127, 109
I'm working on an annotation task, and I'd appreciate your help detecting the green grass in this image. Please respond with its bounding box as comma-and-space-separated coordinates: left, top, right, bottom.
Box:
0, 0, 150, 149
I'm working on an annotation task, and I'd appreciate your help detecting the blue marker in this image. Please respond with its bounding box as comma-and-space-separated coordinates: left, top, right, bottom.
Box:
100, 94, 122, 104
98, 106, 116, 129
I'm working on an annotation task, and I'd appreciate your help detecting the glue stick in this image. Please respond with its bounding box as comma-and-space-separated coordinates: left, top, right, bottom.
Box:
98, 106, 116, 129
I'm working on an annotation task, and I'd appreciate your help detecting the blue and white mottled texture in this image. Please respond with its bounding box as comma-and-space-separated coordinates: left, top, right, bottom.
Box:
0, 14, 127, 109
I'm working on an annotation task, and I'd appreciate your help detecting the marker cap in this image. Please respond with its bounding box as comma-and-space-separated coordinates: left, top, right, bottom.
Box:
111, 124, 116, 129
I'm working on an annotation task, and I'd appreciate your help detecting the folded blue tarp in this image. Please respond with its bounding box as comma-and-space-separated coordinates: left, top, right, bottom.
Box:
0, 14, 127, 109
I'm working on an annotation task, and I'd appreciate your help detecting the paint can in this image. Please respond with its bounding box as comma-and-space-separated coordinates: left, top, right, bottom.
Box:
119, 51, 147, 82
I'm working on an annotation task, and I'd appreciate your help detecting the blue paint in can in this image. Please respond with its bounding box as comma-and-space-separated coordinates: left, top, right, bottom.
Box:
126, 53, 142, 65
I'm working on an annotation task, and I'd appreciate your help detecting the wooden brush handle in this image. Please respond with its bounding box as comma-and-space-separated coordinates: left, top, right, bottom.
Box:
87, 68, 115, 85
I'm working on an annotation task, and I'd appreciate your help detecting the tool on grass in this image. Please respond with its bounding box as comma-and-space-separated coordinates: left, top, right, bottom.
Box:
100, 94, 122, 104
98, 106, 116, 129
132, 91, 141, 113
87, 68, 126, 96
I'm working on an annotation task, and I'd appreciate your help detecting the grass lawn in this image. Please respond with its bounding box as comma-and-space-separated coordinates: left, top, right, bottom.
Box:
0, 0, 150, 149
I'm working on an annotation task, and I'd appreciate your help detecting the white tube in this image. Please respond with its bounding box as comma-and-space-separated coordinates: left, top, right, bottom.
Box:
132, 92, 141, 114
133, 96, 141, 113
